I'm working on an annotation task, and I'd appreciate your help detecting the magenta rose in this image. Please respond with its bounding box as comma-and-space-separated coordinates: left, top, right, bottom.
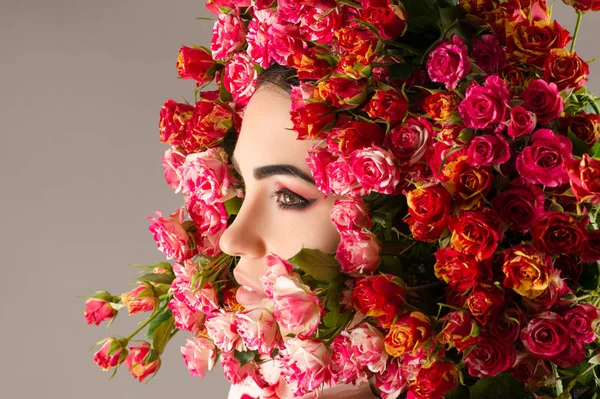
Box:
147, 209, 194, 262
306, 146, 336, 196
336, 230, 381, 275
179, 147, 234, 203
562, 303, 600, 343
471, 34, 507, 75
492, 178, 545, 233
348, 146, 401, 195
384, 116, 433, 166
487, 305, 525, 345
329, 332, 365, 385
426, 35, 471, 90
223, 52, 257, 106
234, 308, 280, 356
466, 134, 511, 166
520, 312, 570, 358
299, 7, 340, 44
211, 10, 246, 61
464, 333, 517, 377
272, 275, 323, 339
507, 105, 536, 138
375, 358, 407, 399
245, 9, 276, 68
330, 197, 372, 233
181, 337, 217, 378
583, 230, 600, 262
515, 129, 573, 187
521, 79, 564, 125
350, 323, 389, 374
548, 339, 586, 368
458, 75, 510, 131
326, 157, 364, 197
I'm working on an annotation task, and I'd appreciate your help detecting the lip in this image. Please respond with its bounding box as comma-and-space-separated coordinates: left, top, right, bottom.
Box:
236, 285, 266, 309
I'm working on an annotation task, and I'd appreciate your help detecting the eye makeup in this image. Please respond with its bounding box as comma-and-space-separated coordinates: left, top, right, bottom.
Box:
272, 188, 316, 210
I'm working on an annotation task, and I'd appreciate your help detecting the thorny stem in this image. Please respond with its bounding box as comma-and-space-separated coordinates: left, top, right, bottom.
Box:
570, 10, 584, 53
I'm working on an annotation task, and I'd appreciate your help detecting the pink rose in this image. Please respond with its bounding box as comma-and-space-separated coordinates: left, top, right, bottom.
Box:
458, 75, 510, 131
245, 9, 276, 68
179, 147, 234, 203
272, 275, 323, 339
516, 129, 573, 187
463, 333, 516, 377
205, 312, 243, 352
306, 146, 335, 196
147, 209, 195, 262
520, 312, 570, 358
167, 297, 205, 336
507, 105, 536, 138
521, 79, 564, 125
186, 195, 228, 236
375, 358, 407, 399
350, 323, 389, 374
262, 254, 294, 299
330, 198, 372, 233
562, 303, 600, 343
162, 147, 185, 191
326, 158, 363, 197
211, 10, 246, 61
471, 34, 507, 75
336, 230, 381, 275
384, 117, 433, 166
223, 52, 257, 106
220, 351, 260, 385
181, 337, 217, 378
93, 337, 127, 370
349, 147, 401, 195
299, 7, 340, 44
426, 35, 471, 90
126, 342, 161, 382
280, 338, 332, 396
329, 332, 365, 385
267, 22, 302, 67
84, 296, 116, 326
548, 339, 586, 368
235, 308, 280, 355
466, 134, 511, 166
171, 262, 219, 314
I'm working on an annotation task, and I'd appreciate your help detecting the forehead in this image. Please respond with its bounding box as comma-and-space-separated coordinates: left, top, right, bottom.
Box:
234, 87, 315, 171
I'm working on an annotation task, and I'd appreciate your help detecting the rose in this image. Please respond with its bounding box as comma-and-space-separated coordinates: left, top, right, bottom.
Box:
516, 129, 573, 187
471, 34, 507, 74
359, 0, 407, 40
159, 99, 194, 145
334, 25, 378, 64
466, 283, 505, 325
384, 117, 433, 166
121, 283, 157, 315
408, 360, 459, 399
350, 323, 388, 374
349, 146, 401, 195
531, 211, 587, 255
220, 352, 259, 386
375, 358, 407, 399
506, 19, 571, 66
543, 48, 589, 91
171, 262, 219, 314
176, 46, 216, 84
562, 303, 600, 343
509, 351, 548, 384
329, 333, 365, 385
336, 230, 381, 275
162, 148, 185, 191
326, 119, 384, 157
488, 305, 525, 345
261, 254, 294, 299
520, 312, 570, 358
434, 248, 489, 286
280, 338, 331, 396
306, 146, 335, 195
84, 294, 116, 326
126, 342, 161, 382
330, 198, 372, 232
444, 159, 494, 211
554, 254, 583, 284
405, 185, 452, 242
458, 75, 510, 131
560, 113, 600, 146
266, 20, 302, 67
211, 10, 246, 61
205, 312, 243, 353
315, 77, 368, 109
522, 271, 570, 313
235, 308, 280, 355
223, 52, 257, 106
436, 311, 478, 353
464, 334, 516, 377
181, 337, 217, 378
549, 339, 586, 368
384, 312, 432, 357
426, 35, 471, 90
422, 92, 461, 123
351, 275, 406, 328
502, 244, 554, 299
507, 105, 536, 138
147, 209, 195, 262
326, 158, 363, 197
438, 124, 464, 144
493, 178, 545, 233
583, 230, 600, 262
179, 147, 234, 203
449, 208, 503, 261
299, 7, 341, 44
290, 100, 336, 140
182, 99, 234, 153
466, 134, 511, 167
364, 89, 408, 125
245, 9, 275, 68
459, 0, 498, 18
272, 275, 322, 339
290, 47, 332, 80
167, 297, 205, 336
562, 0, 600, 13
428, 141, 467, 180
186, 196, 228, 238
93, 338, 127, 370
520, 79, 564, 125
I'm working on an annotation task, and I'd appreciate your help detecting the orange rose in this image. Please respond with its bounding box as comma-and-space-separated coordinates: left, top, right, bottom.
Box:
121, 283, 157, 315
543, 48, 589, 91
502, 244, 554, 299
560, 113, 600, 147
437, 311, 479, 353
423, 92, 461, 122
351, 275, 406, 328
506, 19, 572, 66
315, 77, 368, 109
449, 208, 503, 261
444, 158, 493, 210
384, 312, 432, 357
405, 185, 452, 242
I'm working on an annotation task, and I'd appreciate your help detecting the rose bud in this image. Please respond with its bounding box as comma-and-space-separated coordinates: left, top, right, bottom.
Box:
408, 359, 459, 399
507, 105, 536, 138
531, 211, 587, 255
437, 311, 479, 353
351, 274, 406, 328
84, 291, 118, 326
426, 35, 471, 90
464, 333, 517, 377
562, 0, 600, 13
181, 337, 217, 378
466, 283, 505, 326
159, 99, 194, 145
385, 312, 432, 357
364, 89, 408, 125
562, 303, 600, 343
291, 47, 333, 81
176, 46, 217, 84
121, 283, 157, 315
520, 79, 564, 125
520, 312, 570, 358
422, 91, 460, 123
492, 178, 545, 233
93, 337, 127, 370
502, 244, 554, 299
516, 129, 573, 187
125, 342, 161, 382
565, 154, 600, 204
330, 197, 372, 232
560, 113, 600, 147
543, 48, 589, 91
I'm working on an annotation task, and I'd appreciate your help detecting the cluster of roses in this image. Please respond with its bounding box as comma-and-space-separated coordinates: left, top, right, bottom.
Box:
84, 0, 600, 397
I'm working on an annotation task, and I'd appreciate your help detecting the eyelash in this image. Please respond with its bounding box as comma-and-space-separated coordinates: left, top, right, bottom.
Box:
233, 179, 312, 210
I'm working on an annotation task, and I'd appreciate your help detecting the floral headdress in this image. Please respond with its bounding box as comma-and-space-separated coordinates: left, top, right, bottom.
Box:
84, 0, 600, 398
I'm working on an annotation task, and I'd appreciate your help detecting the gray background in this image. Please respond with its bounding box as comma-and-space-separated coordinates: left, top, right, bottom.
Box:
1, 1, 599, 398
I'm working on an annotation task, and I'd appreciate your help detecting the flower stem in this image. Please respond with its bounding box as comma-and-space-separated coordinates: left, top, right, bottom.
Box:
570, 10, 584, 53
124, 302, 169, 343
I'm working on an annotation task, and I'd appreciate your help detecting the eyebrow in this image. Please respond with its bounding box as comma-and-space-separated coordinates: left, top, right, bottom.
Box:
231, 155, 315, 186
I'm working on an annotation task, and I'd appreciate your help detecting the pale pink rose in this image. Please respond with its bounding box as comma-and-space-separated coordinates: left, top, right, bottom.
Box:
223, 52, 258, 106
211, 10, 246, 61
171, 262, 219, 314
235, 308, 280, 355
181, 336, 217, 378
306, 145, 336, 196
348, 147, 401, 195
458, 76, 511, 131
401, 349, 428, 383
179, 147, 234, 203
375, 358, 407, 399
147, 209, 195, 262
280, 338, 332, 396
272, 275, 323, 339
336, 230, 381, 275
329, 332, 366, 385
186, 195, 228, 235
299, 7, 340, 44
326, 158, 364, 197
330, 198, 372, 233
162, 147, 185, 190
384, 117, 433, 166
168, 297, 205, 336
261, 254, 294, 299
426, 35, 471, 90
246, 9, 276, 68
220, 351, 260, 385
350, 323, 388, 374
205, 312, 244, 352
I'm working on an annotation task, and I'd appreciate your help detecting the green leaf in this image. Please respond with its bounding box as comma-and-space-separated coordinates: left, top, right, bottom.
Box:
146, 310, 172, 339
234, 350, 258, 367
579, 261, 600, 291
388, 62, 417, 80
401, 0, 442, 34
289, 248, 341, 283
590, 141, 600, 158
146, 309, 174, 355
568, 129, 590, 157
469, 373, 526, 399
445, 384, 470, 399
224, 196, 243, 215
137, 273, 175, 285
589, 354, 600, 365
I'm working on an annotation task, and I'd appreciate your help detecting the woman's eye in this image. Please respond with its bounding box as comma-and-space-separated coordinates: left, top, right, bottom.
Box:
273, 189, 314, 210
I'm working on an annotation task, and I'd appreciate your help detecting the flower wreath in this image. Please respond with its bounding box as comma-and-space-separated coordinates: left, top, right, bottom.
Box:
84, 0, 600, 398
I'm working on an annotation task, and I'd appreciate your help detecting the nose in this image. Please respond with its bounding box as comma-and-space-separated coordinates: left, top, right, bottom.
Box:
219, 194, 268, 259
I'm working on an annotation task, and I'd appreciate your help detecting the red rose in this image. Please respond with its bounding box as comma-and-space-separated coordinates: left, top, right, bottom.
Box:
182, 99, 234, 152
471, 34, 507, 75
406, 186, 452, 242
560, 113, 600, 147
487, 304, 525, 345
316, 77, 368, 109
326, 118, 384, 157
428, 141, 468, 181
548, 339, 586, 368
507, 105, 536, 138
437, 311, 479, 353
506, 19, 571, 66
352, 275, 406, 328
449, 208, 503, 261
502, 244, 554, 299
521, 79, 564, 125
125, 342, 161, 382
554, 254, 583, 285
520, 312, 570, 358
359, 0, 407, 40
291, 47, 332, 80
562, 0, 600, 12
365, 89, 408, 125
434, 248, 491, 286
159, 99, 195, 145
516, 129, 573, 187
464, 333, 517, 377
467, 283, 505, 325
409, 360, 459, 399
384, 116, 433, 166
423, 92, 461, 123
543, 48, 589, 91
531, 211, 588, 255
290, 101, 336, 140
493, 178, 545, 233
509, 351, 549, 384
583, 230, 600, 262
522, 271, 570, 313
565, 154, 600, 205
465, 134, 511, 167
562, 303, 600, 343
177, 46, 217, 84
444, 159, 494, 211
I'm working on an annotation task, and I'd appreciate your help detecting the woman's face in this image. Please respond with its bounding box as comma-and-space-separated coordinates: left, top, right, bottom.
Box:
219, 85, 340, 305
